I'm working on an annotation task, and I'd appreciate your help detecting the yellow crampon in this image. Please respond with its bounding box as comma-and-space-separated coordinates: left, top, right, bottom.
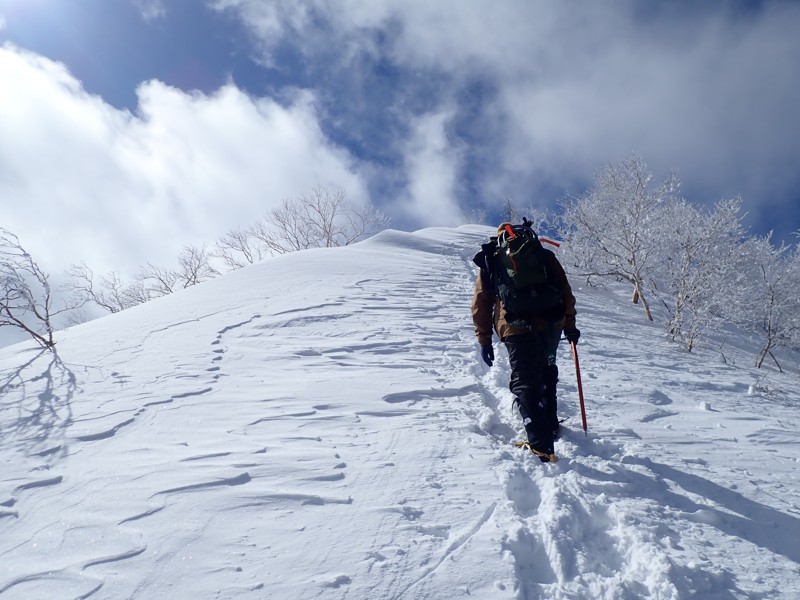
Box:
514, 441, 558, 463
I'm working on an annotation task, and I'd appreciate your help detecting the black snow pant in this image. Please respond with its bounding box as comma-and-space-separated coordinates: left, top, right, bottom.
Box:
504, 327, 562, 453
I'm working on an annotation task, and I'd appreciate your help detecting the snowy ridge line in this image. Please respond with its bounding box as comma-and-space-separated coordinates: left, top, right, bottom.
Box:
119, 505, 165, 525
12, 475, 63, 493
231, 491, 355, 509
381, 383, 483, 405
179, 451, 232, 462
156, 471, 252, 495
82, 544, 148, 569
73, 417, 135, 442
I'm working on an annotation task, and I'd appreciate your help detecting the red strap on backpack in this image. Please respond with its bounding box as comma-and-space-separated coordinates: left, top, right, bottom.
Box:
501, 225, 520, 272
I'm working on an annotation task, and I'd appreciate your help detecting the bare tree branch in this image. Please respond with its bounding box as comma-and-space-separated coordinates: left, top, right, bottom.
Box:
177, 245, 219, 287
251, 186, 389, 256
1, 228, 81, 348
215, 227, 267, 271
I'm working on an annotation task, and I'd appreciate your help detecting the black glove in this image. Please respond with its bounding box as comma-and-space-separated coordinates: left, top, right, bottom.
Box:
565, 328, 581, 345
481, 344, 494, 367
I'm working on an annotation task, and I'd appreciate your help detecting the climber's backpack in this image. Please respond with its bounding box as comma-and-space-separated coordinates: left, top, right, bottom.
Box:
493, 223, 563, 325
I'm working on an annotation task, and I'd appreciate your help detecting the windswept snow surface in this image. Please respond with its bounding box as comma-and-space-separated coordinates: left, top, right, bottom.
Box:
1, 226, 799, 599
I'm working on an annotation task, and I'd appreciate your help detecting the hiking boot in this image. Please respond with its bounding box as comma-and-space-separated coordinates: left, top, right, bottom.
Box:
514, 441, 558, 462
532, 446, 558, 463
526, 433, 555, 462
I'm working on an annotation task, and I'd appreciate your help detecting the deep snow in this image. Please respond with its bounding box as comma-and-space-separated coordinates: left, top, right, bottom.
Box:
1, 225, 799, 599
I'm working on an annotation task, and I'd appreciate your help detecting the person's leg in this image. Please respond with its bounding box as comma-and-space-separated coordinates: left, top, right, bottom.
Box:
504, 334, 553, 454
543, 362, 560, 437
542, 326, 563, 437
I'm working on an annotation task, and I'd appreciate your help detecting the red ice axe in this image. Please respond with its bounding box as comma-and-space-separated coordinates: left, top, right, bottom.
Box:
570, 340, 588, 436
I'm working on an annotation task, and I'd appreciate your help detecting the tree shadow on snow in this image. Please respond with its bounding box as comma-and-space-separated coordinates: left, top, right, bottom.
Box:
567, 452, 800, 597
625, 456, 800, 564
0, 348, 76, 465
577, 455, 800, 565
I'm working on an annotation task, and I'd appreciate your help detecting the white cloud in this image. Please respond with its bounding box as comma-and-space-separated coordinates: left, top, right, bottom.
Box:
208, 0, 316, 68
492, 3, 800, 195
215, 0, 800, 228
0, 44, 367, 276
132, 0, 167, 21
399, 110, 463, 226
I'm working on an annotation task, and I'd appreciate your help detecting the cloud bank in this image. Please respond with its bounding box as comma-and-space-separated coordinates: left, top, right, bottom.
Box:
215, 0, 800, 234
2, 0, 799, 289
0, 44, 366, 276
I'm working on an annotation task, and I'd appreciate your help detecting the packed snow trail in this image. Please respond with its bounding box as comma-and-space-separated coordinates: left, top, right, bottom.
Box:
1, 226, 798, 599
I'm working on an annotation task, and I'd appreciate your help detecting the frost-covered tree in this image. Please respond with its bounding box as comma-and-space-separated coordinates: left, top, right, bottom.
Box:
461, 206, 488, 225
518, 206, 556, 239
560, 154, 678, 320
649, 198, 746, 350
730, 235, 800, 369
501, 197, 519, 223
1, 228, 81, 348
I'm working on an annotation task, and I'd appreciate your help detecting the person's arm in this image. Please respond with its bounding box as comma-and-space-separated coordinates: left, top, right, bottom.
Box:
471, 270, 495, 347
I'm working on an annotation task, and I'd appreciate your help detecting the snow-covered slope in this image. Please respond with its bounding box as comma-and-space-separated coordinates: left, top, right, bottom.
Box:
1, 226, 798, 600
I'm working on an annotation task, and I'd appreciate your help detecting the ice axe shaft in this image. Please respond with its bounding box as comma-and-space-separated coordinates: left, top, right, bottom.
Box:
570, 340, 588, 436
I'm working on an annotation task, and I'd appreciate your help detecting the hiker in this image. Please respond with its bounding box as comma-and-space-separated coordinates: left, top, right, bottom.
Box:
471, 221, 579, 461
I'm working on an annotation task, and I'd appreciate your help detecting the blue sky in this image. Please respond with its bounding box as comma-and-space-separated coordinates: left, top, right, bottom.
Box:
1, 0, 799, 276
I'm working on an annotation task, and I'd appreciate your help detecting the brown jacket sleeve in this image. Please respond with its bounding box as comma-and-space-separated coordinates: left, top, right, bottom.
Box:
471, 272, 495, 347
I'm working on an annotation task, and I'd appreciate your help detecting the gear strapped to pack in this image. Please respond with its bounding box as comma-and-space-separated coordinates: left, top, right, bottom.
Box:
492, 220, 564, 326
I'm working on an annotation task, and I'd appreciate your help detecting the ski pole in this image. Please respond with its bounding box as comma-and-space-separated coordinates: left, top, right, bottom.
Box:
570, 340, 588, 436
